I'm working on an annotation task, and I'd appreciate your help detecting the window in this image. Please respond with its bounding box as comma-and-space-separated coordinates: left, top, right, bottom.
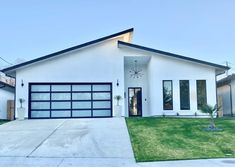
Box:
163, 80, 173, 110
196, 80, 207, 110
180, 80, 190, 110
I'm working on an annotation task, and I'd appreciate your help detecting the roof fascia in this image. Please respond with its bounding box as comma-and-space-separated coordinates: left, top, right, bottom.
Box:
118, 41, 229, 71
2, 28, 134, 73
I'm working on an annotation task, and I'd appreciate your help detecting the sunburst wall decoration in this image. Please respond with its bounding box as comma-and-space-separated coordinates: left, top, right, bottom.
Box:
129, 60, 143, 78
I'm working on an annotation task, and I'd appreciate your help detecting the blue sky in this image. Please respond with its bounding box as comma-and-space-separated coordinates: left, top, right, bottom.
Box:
0, 0, 235, 72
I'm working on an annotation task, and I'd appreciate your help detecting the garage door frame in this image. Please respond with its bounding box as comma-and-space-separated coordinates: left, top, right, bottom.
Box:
28, 82, 113, 119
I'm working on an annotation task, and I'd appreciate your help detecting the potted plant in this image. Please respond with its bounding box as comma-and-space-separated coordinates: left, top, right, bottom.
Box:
114, 95, 122, 117
17, 98, 26, 120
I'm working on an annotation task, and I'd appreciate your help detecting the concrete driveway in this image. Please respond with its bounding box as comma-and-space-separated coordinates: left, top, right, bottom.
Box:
0, 118, 136, 167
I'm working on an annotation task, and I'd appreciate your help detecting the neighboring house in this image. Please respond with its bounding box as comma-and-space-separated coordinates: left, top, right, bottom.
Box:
1, 28, 229, 119
0, 73, 15, 86
217, 74, 235, 116
0, 81, 15, 119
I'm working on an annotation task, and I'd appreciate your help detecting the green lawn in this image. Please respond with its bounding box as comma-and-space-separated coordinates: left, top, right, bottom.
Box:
126, 117, 235, 162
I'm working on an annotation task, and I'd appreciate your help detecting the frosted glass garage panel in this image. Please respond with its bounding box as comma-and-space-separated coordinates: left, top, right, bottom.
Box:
93, 85, 110, 91
72, 102, 91, 109
93, 110, 111, 117
72, 85, 91, 91
31, 85, 50, 92
30, 83, 112, 118
31, 111, 50, 118
51, 111, 71, 117
93, 93, 110, 100
51, 102, 71, 109
72, 93, 91, 100
51, 93, 71, 100
72, 110, 92, 117
31, 93, 50, 100
93, 101, 111, 108
31, 102, 50, 109
51, 85, 70, 91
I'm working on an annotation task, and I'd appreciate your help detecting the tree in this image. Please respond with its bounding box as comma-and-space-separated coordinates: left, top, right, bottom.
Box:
114, 95, 122, 106
200, 104, 219, 129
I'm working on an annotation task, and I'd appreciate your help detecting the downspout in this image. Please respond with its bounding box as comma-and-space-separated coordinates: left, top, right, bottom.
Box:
215, 74, 219, 118
14, 77, 16, 120
228, 84, 233, 117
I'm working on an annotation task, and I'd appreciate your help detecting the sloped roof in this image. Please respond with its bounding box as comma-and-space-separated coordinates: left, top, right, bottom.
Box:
217, 74, 235, 87
0, 80, 15, 92
118, 41, 229, 71
1, 28, 229, 75
1, 28, 134, 73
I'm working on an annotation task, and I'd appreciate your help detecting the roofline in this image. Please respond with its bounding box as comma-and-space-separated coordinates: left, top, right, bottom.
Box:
2, 28, 134, 73
0, 81, 15, 89
217, 74, 235, 87
118, 41, 230, 70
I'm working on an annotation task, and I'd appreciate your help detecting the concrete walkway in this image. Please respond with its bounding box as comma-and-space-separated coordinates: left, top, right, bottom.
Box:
138, 158, 235, 167
0, 118, 234, 166
0, 157, 234, 167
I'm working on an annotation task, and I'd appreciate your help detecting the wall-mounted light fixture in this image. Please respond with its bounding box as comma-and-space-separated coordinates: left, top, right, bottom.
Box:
21, 79, 24, 87
116, 79, 119, 87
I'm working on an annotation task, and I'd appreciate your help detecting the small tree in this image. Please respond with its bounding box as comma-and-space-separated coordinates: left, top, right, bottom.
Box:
114, 95, 122, 106
19, 98, 25, 108
200, 104, 219, 129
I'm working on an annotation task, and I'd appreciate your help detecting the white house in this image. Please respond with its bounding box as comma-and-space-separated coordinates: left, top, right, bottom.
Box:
217, 74, 235, 116
0, 81, 15, 119
1, 28, 229, 119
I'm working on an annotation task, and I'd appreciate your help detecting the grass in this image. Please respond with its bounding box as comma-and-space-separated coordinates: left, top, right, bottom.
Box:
126, 117, 235, 162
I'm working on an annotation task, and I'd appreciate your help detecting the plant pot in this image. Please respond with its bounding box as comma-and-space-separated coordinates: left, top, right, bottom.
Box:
114, 105, 122, 117
217, 111, 223, 117
17, 107, 25, 120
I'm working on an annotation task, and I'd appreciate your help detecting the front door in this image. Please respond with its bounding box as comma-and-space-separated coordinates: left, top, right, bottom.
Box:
128, 87, 142, 116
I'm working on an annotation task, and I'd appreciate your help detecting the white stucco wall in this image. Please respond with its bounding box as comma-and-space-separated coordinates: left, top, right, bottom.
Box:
15, 37, 126, 118
120, 46, 217, 117
14, 36, 219, 118
147, 53, 217, 116
0, 89, 14, 119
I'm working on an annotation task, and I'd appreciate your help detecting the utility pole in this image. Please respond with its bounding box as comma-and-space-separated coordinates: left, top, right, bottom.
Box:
226, 61, 229, 76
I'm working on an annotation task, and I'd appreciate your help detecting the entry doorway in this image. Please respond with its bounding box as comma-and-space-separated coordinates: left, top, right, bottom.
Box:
128, 87, 142, 117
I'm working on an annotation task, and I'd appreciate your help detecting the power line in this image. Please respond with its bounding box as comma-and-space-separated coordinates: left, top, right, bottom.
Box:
0, 56, 13, 65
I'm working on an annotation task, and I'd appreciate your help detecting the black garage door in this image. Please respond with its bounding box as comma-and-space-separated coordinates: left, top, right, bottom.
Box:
29, 83, 112, 118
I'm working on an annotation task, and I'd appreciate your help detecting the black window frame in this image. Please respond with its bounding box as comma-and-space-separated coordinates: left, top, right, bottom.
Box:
28, 82, 112, 119
179, 80, 190, 110
128, 87, 142, 117
196, 80, 207, 110
162, 80, 173, 110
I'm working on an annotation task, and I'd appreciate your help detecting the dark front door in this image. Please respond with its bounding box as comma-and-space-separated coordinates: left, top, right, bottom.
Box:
128, 87, 142, 116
